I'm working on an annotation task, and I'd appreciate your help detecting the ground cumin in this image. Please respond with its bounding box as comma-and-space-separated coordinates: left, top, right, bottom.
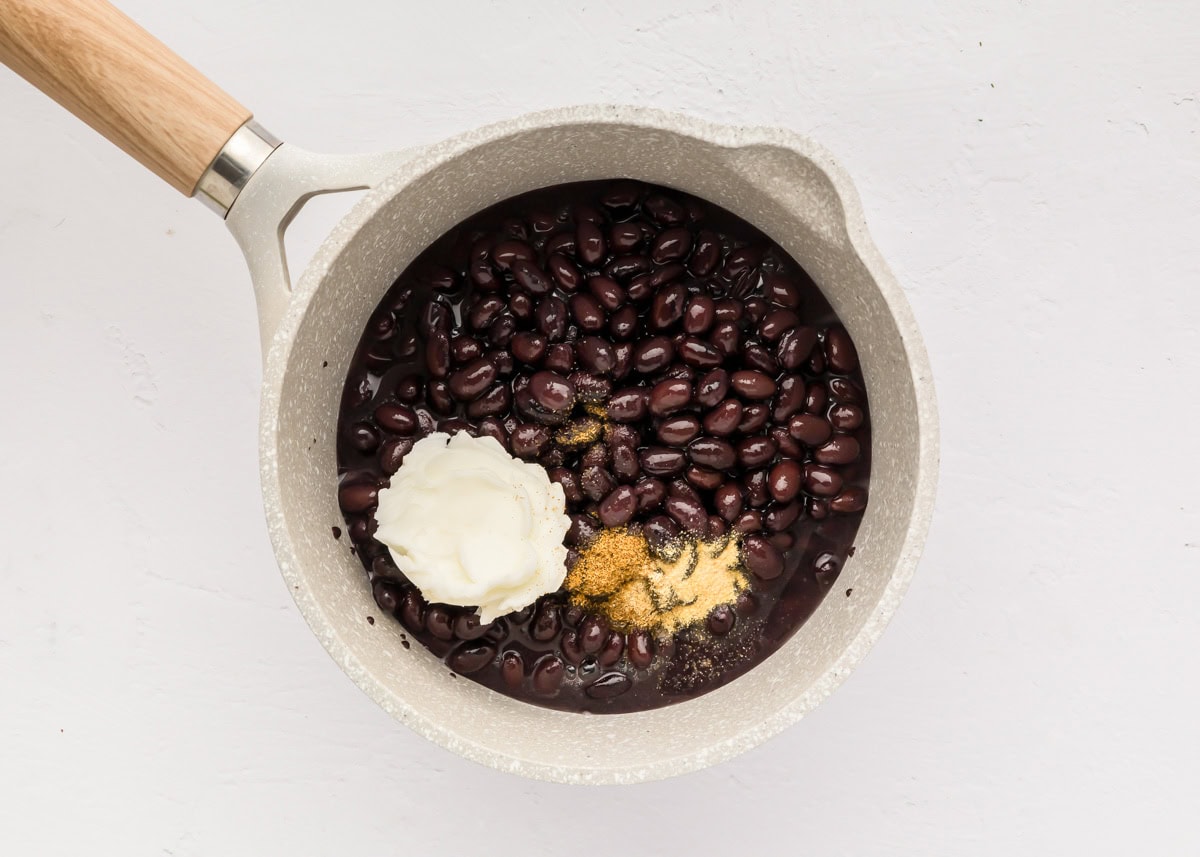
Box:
565, 528, 748, 637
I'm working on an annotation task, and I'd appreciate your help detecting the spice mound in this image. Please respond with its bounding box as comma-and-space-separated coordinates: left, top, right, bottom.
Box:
566, 528, 749, 637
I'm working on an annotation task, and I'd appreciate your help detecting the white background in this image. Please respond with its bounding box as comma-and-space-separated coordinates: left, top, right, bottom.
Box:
2, 1, 1198, 853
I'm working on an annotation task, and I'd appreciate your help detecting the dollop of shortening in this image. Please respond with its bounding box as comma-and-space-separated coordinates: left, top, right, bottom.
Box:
373, 432, 570, 622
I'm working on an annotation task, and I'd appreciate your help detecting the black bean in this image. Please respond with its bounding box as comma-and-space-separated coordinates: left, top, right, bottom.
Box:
467, 295, 505, 331
809, 498, 830, 520
379, 437, 414, 475
829, 403, 865, 432
439, 417, 473, 436
581, 465, 617, 502
598, 485, 638, 526
635, 477, 667, 511
824, 325, 859, 373
770, 425, 805, 459
501, 650, 525, 688
737, 436, 778, 468
545, 231, 577, 257
730, 370, 776, 400
707, 605, 735, 635
714, 482, 744, 522
420, 297, 451, 336
773, 375, 807, 422
543, 342, 574, 374
451, 335, 482, 365
648, 262, 686, 288
695, 368, 729, 408
713, 298, 743, 322
536, 295, 568, 340
665, 495, 708, 534
743, 341, 779, 375
611, 443, 640, 482
489, 349, 514, 377
764, 500, 802, 532
627, 273, 654, 302
828, 377, 866, 403
392, 331, 419, 360
657, 414, 702, 446
569, 371, 612, 402
688, 437, 736, 470
648, 378, 691, 416
805, 381, 828, 414
639, 447, 686, 476
737, 403, 770, 434
597, 632, 625, 667
447, 641, 497, 675
703, 399, 742, 436
816, 435, 861, 465
759, 308, 800, 342
470, 258, 498, 290
427, 380, 454, 414
530, 601, 562, 642
588, 275, 626, 311
394, 373, 423, 403
448, 356, 497, 400
764, 271, 802, 308
511, 423, 551, 458
492, 239, 534, 270
413, 407, 436, 435
709, 320, 741, 358
465, 383, 510, 418
650, 227, 693, 264
634, 336, 674, 374
567, 513, 601, 546
585, 672, 631, 699
528, 371, 575, 412
477, 417, 508, 449
603, 387, 647, 422
346, 421, 380, 453
547, 253, 582, 291
743, 296, 769, 323
686, 465, 723, 492
568, 293, 606, 332
678, 336, 723, 368
577, 615, 607, 654
548, 467, 583, 504
581, 441, 611, 470
338, 481, 378, 513
644, 193, 685, 225
743, 469, 770, 507
831, 486, 868, 513
488, 315, 517, 347
576, 220, 606, 265
742, 535, 784, 579
372, 578, 402, 612
768, 460, 803, 502
426, 606, 455, 640
576, 337, 616, 374
682, 295, 716, 334
789, 413, 833, 446
425, 330, 450, 378
398, 590, 425, 632
606, 255, 652, 281
610, 222, 644, 253
644, 515, 681, 553
803, 463, 844, 497
777, 325, 818, 370
511, 331, 547, 365
722, 246, 764, 283
732, 510, 763, 534
649, 283, 688, 330
662, 363, 695, 382
374, 403, 417, 435
532, 654, 565, 695
689, 230, 721, 275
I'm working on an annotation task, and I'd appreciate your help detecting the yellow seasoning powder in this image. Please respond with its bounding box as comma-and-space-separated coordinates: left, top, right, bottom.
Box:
566, 528, 748, 637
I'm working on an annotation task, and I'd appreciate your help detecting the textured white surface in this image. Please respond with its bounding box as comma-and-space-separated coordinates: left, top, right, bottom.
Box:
0, 0, 1197, 852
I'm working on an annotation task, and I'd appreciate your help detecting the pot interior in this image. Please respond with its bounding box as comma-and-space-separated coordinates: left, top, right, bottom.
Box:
265, 118, 930, 783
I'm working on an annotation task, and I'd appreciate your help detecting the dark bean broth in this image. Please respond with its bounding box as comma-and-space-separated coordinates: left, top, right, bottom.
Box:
336, 181, 870, 713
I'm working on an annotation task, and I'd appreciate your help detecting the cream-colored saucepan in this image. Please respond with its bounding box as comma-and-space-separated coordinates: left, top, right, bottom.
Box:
1, 0, 938, 783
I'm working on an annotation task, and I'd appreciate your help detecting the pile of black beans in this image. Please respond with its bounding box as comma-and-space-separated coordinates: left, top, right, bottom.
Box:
335, 180, 870, 713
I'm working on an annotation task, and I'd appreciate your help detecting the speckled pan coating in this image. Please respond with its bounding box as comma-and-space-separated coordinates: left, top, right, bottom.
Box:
238, 106, 939, 784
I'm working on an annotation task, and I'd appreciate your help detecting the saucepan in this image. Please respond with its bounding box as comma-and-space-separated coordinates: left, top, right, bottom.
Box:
0, 0, 939, 783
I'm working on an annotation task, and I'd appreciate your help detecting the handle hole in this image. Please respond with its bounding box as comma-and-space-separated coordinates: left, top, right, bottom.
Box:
278, 188, 369, 289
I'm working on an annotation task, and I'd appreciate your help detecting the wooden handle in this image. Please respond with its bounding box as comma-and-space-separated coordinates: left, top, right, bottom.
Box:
0, 0, 252, 196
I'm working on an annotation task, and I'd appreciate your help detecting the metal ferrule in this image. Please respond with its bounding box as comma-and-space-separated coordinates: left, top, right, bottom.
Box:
195, 120, 282, 217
